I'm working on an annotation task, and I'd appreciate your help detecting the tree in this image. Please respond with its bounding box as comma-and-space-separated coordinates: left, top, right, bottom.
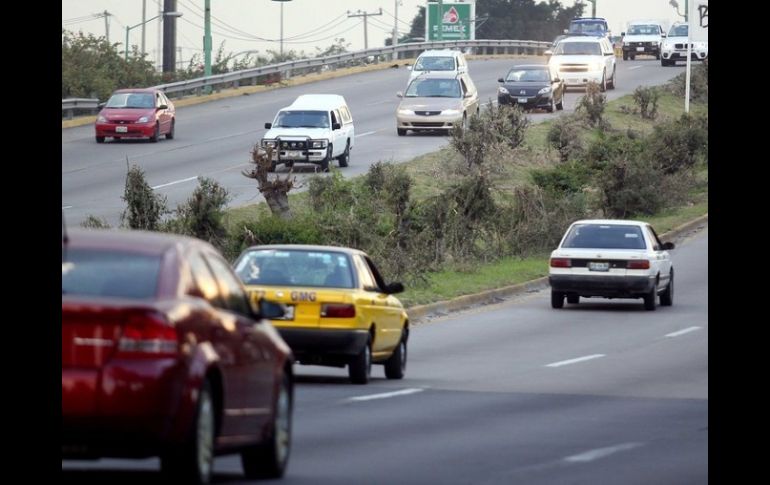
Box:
242, 146, 296, 219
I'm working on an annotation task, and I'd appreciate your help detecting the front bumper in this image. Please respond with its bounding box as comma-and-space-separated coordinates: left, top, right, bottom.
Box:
549, 274, 655, 298
397, 112, 462, 132
557, 70, 604, 88
95, 122, 155, 138
662, 49, 708, 61
623, 45, 660, 55
498, 93, 553, 110
277, 328, 369, 365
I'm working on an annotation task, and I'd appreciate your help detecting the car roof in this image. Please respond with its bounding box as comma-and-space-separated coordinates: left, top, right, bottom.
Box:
627, 20, 662, 25
288, 94, 347, 110
242, 244, 366, 256
418, 49, 463, 57
570, 219, 649, 227
65, 228, 209, 255
572, 17, 608, 22
412, 71, 463, 80
508, 64, 548, 70
559, 35, 604, 43
113, 88, 158, 94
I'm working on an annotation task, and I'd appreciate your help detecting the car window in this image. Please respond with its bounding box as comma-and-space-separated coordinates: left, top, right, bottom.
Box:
105, 92, 155, 109
414, 55, 456, 72
405, 78, 462, 98
205, 253, 251, 316
188, 250, 222, 306
561, 224, 647, 250
627, 25, 660, 35
340, 106, 352, 123
353, 255, 379, 291
505, 68, 550, 82
646, 225, 665, 251
62, 249, 160, 300
669, 24, 688, 37
331, 110, 340, 125
553, 42, 602, 56
274, 110, 329, 128
234, 249, 355, 289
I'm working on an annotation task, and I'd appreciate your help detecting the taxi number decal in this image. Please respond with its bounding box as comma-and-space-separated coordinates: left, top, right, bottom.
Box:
291, 291, 317, 302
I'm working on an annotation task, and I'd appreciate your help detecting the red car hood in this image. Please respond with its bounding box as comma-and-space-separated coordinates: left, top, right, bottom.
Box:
98, 108, 155, 121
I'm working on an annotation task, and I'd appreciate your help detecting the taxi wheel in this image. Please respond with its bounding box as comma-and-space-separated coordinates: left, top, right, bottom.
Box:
384, 335, 407, 380
166, 120, 175, 140
643, 283, 657, 311
338, 141, 350, 168
551, 290, 564, 309
241, 372, 292, 479
320, 145, 332, 172
161, 380, 215, 484
348, 340, 371, 384
150, 123, 160, 143
660, 271, 674, 306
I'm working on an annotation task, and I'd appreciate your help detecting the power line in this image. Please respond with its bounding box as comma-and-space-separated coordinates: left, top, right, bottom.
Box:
347, 8, 383, 50
382, 8, 414, 29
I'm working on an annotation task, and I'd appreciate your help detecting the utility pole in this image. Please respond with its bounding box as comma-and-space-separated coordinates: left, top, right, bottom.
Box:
141, 0, 147, 57
347, 8, 382, 50
204, 0, 212, 93
392, 0, 399, 48
162, 0, 177, 73
102, 10, 111, 43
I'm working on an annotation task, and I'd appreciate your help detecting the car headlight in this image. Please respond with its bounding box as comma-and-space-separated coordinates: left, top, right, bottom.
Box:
137, 116, 150, 123
310, 140, 328, 148
538, 86, 552, 95
97, 115, 107, 123
398, 109, 415, 115
441, 109, 461, 116
593, 62, 603, 71
262, 140, 277, 148
498, 86, 510, 95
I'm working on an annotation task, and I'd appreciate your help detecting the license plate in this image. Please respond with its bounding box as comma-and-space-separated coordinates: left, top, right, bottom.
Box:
517, 97, 528, 103
115, 126, 128, 133
274, 304, 295, 321
636, 47, 645, 52
588, 262, 610, 272
285, 150, 303, 158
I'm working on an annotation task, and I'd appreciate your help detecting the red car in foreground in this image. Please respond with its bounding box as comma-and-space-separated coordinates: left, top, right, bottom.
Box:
62, 229, 293, 483
94, 88, 176, 143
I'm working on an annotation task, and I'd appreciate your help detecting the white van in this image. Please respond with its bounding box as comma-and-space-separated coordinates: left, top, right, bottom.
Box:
408, 49, 468, 83
621, 20, 666, 60
262, 94, 355, 172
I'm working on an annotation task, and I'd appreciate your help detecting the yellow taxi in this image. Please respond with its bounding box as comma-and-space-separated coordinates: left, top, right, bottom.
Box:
233, 244, 409, 384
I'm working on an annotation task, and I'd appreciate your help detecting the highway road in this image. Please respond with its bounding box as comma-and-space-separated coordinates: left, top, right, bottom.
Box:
62, 57, 685, 227
62, 226, 707, 484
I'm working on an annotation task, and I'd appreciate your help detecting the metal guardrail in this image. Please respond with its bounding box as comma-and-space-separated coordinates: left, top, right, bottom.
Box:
154, 39, 550, 98
61, 98, 100, 119
61, 39, 550, 110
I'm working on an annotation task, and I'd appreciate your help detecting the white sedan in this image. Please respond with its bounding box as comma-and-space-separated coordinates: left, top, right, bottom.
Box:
548, 219, 675, 310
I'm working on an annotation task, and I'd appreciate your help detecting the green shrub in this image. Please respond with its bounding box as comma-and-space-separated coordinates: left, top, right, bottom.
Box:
546, 114, 584, 162
174, 177, 230, 249
576, 81, 606, 126
632, 86, 660, 120
80, 215, 111, 229
646, 113, 708, 174
121, 164, 168, 230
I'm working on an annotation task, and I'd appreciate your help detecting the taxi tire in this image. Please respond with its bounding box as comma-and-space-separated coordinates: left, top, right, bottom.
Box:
161, 380, 215, 484
338, 141, 350, 168
321, 145, 332, 172
348, 340, 371, 384
150, 123, 160, 143
166, 120, 175, 140
384, 336, 407, 380
241, 372, 292, 479
643, 283, 657, 311
660, 271, 674, 306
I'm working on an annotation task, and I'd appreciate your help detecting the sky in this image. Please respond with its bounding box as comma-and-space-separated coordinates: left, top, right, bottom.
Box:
62, 1, 684, 69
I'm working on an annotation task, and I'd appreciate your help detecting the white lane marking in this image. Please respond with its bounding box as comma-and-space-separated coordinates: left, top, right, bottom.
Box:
348, 388, 424, 402
545, 354, 605, 368
151, 176, 199, 190
665, 326, 701, 338
628, 65, 643, 70
564, 442, 643, 463
357, 130, 378, 137
62, 206, 73, 210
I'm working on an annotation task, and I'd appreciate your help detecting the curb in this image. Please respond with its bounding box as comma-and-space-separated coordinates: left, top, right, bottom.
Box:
406, 213, 708, 323
62, 54, 542, 130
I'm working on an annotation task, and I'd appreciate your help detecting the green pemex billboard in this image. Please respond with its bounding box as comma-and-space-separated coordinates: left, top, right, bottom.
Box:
425, 1, 476, 41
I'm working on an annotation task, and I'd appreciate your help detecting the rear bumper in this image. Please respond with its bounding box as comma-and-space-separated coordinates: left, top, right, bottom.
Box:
277, 328, 368, 365
549, 274, 655, 298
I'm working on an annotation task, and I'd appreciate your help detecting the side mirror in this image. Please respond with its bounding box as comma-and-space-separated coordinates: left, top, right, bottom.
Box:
406, 65, 413, 71
158, 104, 168, 110
497, 78, 504, 83
544, 50, 553, 57
332, 122, 341, 130
661, 32, 667, 38
662, 242, 675, 250
621, 32, 626, 36
563, 29, 568, 34
98, 102, 106, 109
258, 299, 286, 320
396, 91, 404, 98
464, 92, 473, 98
385, 282, 404, 294
264, 122, 272, 129
553, 77, 561, 82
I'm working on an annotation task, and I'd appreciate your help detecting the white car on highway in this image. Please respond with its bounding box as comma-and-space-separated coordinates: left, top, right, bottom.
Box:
661, 22, 708, 66
549, 220, 675, 311
548, 36, 616, 91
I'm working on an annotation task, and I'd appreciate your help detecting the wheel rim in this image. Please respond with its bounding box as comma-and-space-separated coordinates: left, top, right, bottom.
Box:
275, 382, 291, 465
197, 392, 214, 479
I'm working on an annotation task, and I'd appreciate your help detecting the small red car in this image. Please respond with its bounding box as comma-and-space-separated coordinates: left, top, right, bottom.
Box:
95, 88, 176, 143
62, 229, 293, 483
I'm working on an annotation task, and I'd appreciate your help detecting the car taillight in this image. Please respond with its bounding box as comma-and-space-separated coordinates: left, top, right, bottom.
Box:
117, 312, 178, 358
320, 303, 356, 318
627, 260, 650, 270
550, 257, 572, 268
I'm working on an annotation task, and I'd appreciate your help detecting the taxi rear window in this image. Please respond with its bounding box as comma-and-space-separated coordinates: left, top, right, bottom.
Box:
234, 249, 355, 288
561, 224, 647, 250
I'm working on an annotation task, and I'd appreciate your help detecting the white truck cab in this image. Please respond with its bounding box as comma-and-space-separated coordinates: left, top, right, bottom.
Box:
262, 94, 355, 172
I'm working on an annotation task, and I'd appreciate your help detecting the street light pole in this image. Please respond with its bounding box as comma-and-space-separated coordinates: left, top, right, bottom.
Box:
204, 0, 212, 84
125, 11, 182, 62
272, 0, 292, 59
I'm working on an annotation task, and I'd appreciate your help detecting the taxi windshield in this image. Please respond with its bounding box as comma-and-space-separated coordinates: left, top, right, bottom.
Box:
234, 249, 355, 288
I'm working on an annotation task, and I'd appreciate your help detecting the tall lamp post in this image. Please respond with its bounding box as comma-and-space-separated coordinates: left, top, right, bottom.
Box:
669, 0, 688, 21
125, 11, 182, 61
272, 0, 293, 58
